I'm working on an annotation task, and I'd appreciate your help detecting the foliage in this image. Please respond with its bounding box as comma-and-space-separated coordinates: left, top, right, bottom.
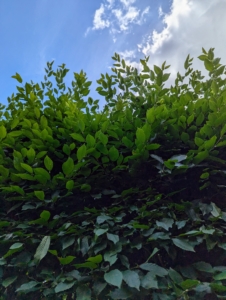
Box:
0, 48, 226, 299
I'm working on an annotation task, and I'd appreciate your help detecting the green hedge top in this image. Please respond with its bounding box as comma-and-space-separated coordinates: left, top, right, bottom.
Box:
0, 48, 226, 299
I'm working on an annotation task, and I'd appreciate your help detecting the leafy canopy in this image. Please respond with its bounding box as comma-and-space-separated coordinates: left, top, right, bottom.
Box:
1, 47, 226, 299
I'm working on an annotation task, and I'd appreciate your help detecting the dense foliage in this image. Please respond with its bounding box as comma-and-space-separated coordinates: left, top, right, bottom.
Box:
1, 48, 226, 299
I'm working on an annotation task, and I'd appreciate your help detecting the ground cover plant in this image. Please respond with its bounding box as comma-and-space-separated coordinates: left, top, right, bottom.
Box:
0, 48, 226, 299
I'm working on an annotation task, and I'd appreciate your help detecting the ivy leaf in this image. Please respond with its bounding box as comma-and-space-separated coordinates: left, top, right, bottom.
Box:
104, 269, 123, 288
34, 236, 51, 262
123, 270, 140, 290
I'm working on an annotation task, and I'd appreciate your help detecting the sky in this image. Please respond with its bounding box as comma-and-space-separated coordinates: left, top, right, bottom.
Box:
0, 0, 226, 109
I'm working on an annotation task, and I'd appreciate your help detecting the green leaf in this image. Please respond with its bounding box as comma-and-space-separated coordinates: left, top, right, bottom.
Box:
34, 191, 45, 200
55, 281, 75, 293
210, 283, 226, 292
123, 270, 140, 290
107, 233, 119, 244
62, 157, 74, 175
44, 156, 53, 171
20, 163, 33, 174
98, 131, 108, 145
172, 238, 195, 252
109, 146, 119, 161
40, 210, 51, 221
86, 134, 95, 148
193, 150, 209, 164
80, 183, 91, 192
180, 132, 189, 143
12, 72, 23, 83
104, 269, 123, 288
180, 279, 200, 290
40, 115, 48, 128
16, 281, 39, 293
213, 271, 226, 280
141, 272, 158, 289
146, 143, 160, 150
87, 254, 103, 264
146, 109, 155, 124
94, 228, 108, 236
136, 128, 145, 144
196, 113, 204, 126
110, 287, 132, 299
34, 168, 50, 181
34, 236, 51, 262
204, 135, 217, 150
77, 144, 87, 161
2, 276, 18, 288
97, 215, 112, 224
194, 137, 204, 147
0, 125, 7, 139
168, 268, 183, 284
27, 148, 36, 163
58, 256, 75, 265
70, 133, 85, 142
62, 236, 75, 250
76, 286, 91, 300
156, 218, 174, 231
10, 243, 23, 249
211, 202, 221, 217
193, 261, 213, 273
11, 118, 20, 130
66, 180, 74, 190
122, 136, 133, 148
204, 59, 213, 71
75, 262, 97, 269
139, 263, 168, 276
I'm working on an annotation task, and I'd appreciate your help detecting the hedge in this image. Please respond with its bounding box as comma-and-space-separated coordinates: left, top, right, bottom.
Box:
0, 47, 226, 299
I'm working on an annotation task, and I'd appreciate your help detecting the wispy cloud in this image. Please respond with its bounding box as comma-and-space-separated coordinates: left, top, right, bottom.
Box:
87, 0, 150, 40
93, 3, 110, 30
119, 0, 226, 84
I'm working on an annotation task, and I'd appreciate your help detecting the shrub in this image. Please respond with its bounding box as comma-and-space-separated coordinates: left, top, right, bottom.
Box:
0, 48, 226, 299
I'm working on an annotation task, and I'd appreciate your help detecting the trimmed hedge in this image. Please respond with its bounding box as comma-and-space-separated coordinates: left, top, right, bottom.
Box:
1, 48, 226, 299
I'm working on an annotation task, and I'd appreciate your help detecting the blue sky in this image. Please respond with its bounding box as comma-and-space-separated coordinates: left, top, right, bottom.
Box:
1, 0, 226, 108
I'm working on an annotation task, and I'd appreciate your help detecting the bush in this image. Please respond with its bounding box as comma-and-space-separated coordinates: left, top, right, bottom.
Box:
0, 48, 226, 299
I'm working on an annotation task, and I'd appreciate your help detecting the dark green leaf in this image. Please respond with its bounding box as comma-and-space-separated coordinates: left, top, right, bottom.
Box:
104, 269, 123, 288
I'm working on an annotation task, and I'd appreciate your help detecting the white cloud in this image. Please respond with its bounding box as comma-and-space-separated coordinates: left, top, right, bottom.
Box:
113, 6, 140, 31
120, 0, 136, 8
123, 0, 226, 84
89, 0, 150, 39
93, 3, 110, 30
